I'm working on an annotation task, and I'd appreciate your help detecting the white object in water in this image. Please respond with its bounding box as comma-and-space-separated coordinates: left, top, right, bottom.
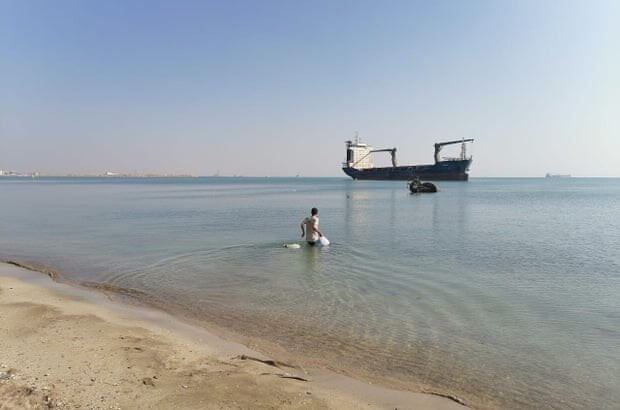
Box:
283, 243, 301, 249
316, 236, 330, 246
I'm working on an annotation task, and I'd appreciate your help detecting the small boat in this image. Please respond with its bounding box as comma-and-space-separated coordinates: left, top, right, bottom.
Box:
408, 178, 438, 193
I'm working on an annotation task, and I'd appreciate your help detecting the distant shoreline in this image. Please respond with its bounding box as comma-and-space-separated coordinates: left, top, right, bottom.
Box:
0, 173, 195, 178
2, 175, 620, 179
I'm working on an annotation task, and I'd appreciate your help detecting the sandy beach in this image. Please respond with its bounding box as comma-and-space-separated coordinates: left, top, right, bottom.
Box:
0, 263, 465, 409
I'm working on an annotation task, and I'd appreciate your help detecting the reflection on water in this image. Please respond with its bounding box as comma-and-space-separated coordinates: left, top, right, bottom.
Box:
302, 245, 322, 273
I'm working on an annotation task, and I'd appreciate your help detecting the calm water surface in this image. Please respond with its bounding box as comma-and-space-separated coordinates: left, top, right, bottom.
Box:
1, 177, 619, 409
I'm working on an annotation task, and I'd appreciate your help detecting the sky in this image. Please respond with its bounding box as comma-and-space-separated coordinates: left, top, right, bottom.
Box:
1, 0, 619, 177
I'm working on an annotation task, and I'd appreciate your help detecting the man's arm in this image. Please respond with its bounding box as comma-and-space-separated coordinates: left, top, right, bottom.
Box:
300, 221, 305, 237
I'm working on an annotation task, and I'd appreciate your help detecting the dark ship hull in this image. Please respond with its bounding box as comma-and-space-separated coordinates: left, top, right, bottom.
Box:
342, 159, 471, 181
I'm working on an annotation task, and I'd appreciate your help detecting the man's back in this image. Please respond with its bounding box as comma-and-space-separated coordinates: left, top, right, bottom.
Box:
303, 215, 319, 242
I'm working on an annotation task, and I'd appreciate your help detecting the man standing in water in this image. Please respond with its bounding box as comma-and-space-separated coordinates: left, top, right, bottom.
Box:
300, 207, 323, 246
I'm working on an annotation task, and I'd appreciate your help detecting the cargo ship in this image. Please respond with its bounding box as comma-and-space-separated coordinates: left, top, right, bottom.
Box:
342, 136, 474, 181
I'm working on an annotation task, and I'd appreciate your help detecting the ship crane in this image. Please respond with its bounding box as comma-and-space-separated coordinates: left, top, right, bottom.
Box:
434, 139, 474, 163
371, 148, 398, 167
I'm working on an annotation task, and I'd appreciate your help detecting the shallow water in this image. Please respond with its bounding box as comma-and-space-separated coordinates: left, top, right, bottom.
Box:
1, 176, 619, 409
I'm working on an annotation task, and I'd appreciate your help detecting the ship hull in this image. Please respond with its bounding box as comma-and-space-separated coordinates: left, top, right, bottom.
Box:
342, 159, 472, 181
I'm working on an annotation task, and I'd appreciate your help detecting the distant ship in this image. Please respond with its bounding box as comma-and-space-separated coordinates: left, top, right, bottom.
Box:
342, 136, 474, 181
545, 173, 571, 178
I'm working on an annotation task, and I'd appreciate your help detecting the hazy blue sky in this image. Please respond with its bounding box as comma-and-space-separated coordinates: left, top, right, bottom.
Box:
1, 0, 619, 176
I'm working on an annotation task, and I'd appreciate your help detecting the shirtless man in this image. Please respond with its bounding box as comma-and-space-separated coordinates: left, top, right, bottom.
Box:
300, 207, 323, 246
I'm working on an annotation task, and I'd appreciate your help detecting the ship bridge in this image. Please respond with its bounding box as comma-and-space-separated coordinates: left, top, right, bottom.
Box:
344, 139, 374, 169
344, 137, 397, 169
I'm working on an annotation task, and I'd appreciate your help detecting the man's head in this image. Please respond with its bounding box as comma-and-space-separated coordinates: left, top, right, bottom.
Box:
311, 207, 318, 216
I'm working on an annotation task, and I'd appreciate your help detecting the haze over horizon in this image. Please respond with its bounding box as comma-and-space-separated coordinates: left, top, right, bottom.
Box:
2, 0, 619, 177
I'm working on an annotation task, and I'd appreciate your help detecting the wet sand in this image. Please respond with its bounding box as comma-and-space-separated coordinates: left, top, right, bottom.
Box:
0, 263, 466, 409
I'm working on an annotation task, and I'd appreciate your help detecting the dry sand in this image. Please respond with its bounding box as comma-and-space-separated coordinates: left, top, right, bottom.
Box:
0, 263, 466, 409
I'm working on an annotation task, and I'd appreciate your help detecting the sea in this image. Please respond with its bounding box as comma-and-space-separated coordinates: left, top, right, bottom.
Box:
1, 176, 618, 409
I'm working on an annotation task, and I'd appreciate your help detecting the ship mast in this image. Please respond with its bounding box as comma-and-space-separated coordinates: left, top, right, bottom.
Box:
434, 138, 474, 163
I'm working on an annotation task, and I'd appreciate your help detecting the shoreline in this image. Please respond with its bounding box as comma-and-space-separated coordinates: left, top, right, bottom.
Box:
1, 262, 466, 409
